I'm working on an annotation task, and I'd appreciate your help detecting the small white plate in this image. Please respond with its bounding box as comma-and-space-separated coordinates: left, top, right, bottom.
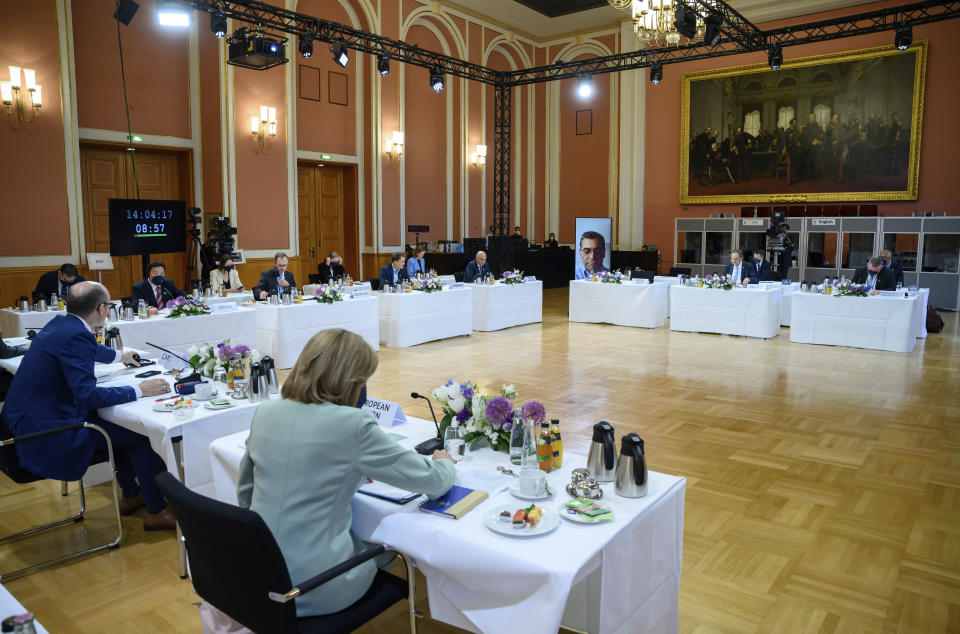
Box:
508, 481, 550, 500
204, 400, 236, 410
483, 504, 559, 537
560, 506, 615, 524
152, 401, 181, 413
191, 390, 219, 401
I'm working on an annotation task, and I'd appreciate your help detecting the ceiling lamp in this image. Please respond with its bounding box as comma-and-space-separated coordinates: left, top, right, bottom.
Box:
894, 24, 912, 50
331, 42, 348, 67
768, 43, 783, 70
430, 67, 445, 92
631, 1, 703, 48
299, 35, 314, 58
649, 61, 663, 85
704, 13, 723, 47
377, 54, 390, 76
577, 74, 594, 98
210, 12, 226, 38
606, 0, 634, 10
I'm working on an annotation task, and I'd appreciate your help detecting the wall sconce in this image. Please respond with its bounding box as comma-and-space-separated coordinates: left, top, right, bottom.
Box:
471, 144, 487, 174
1, 66, 42, 128
250, 105, 277, 153
385, 131, 404, 167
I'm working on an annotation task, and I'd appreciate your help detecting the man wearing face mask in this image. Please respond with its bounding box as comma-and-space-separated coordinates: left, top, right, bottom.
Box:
1, 282, 177, 529
132, 262, 187, 315
254, 252, 297, 300
33, 263, 85, 301
878, 249, 904, 287
753, 249, 772, 282
852, 256, 897, 293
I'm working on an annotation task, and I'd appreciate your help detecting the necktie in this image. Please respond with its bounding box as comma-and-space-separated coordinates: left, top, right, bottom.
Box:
155, 286, 162, 307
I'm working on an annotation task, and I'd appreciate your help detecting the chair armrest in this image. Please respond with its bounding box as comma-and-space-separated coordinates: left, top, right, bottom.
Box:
268, 544, 387, 603
0, 422, 87, 447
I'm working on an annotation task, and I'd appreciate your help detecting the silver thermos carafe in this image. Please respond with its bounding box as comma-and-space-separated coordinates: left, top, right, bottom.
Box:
261, 356, 279, 395
614, 433, 648, 498
104, 327, 124, 351
586, 421, 617, 482
248, 362, 263, 403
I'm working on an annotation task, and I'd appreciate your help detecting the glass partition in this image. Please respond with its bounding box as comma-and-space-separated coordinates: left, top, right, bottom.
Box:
739, 233, 766, 257
806, 232, 838, 268
705, 232, 733, 264
882, 233, 919, 271
921, 234, 960, 273
841, 233, 875, 268
677, 232, 702, 264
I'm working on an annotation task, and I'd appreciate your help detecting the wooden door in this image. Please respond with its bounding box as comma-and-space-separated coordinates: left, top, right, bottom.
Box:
296, 165, 318, 278
317, 166, 345, 261
131, 153, 186, 286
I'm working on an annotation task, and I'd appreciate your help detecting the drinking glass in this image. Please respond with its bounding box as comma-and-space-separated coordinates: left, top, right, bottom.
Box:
444, 426, 466, 464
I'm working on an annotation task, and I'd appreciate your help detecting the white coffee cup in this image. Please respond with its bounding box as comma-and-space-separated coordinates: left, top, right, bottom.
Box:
518, 469, 546, 496
194, 382, 213, 399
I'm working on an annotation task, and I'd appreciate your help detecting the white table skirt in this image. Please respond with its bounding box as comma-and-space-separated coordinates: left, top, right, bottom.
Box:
0, 308, 63, 337
569, 280, 669, 328
379, 287, 472, 347
209, 417, 685, 634
254, 297, 380, 368
789, 292, 922, 353
471, 281, 543, 331
759, 282, 801, 326
107, 308, 258, 358
653, 277, 682, 314
670, 285, 782, 339
0, 583, 49, 634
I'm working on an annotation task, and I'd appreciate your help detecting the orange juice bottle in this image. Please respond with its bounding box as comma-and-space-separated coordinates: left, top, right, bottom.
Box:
537, 422, 553, 472
550, 419, 563, 469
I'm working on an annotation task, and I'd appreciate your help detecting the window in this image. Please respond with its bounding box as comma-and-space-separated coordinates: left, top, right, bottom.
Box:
841, 233, 874, 268
743, 110, 761, 138
814, 104, 832, 130
807, 232, 838, 268
921, 234, 960, 273
677, 232, 702, 264
882, 233, 918, 272
777, 106, 795, 130
705, 232, 733, 265
739, 232, 765, 257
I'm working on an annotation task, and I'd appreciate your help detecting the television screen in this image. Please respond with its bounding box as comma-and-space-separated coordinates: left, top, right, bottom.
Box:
108, 198, 187, 256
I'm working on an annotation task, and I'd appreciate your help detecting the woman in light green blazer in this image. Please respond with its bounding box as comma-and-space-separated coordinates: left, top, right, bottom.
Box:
237, 329, 455, 617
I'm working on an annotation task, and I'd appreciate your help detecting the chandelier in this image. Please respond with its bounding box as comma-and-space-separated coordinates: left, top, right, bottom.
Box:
607, 0, 707, 47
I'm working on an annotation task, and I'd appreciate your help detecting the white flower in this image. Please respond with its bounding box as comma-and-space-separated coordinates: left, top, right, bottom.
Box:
501, 384, 518, 398
431, 387, 445, 401
444, 382, 460, 401
187, 344, 199, 358
448, 395, 465, 414
251, 349, 262, 363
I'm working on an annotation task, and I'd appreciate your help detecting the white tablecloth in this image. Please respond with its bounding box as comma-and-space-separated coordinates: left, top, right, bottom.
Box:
670, 285, 782, 339
759, 282, 801, 326
204, 292, 254, 306
0, 308, 62, 337
209, 417, 685, 634
254, 297, 380, 368
909, 288, 929, 339
569, 280, 669, 329
303, 282, 371, 297
653, 276, 681, 286
0, 583, 49, 634
471, 281, 542, 331
106, 308, 258, 358
789, 292, 922, 353
379, 287, 473, 347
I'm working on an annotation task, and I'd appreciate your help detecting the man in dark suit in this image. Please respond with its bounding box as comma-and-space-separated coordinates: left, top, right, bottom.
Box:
33, 263, 85, 301
253, 252, 297, 300
464, 251, 491, 283
778, 223, 795, 279
752, 250, 772, 282
852, 257, 897, 292
132, 261, 186, 314
379, 252, 410, 288
0, 333, 28, 402
879, 249, 905, 287
723, 249, 758, 286
317, 251, 347, 284
1, 282, 176, 529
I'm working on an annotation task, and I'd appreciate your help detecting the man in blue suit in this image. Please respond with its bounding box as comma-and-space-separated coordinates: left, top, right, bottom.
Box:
131, 261, 186, 315
1, 282, 177, 530
724, 249, 758, 286
752, 250, 773, 282
879, 249, 905, 287
464, 251, 491, 283
379, 252, 410, 288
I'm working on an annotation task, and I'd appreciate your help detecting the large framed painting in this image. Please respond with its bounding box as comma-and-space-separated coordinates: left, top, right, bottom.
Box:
680, 42, 927, 204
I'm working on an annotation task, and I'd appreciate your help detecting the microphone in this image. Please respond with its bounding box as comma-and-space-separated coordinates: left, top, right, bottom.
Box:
411, 391, 444, 455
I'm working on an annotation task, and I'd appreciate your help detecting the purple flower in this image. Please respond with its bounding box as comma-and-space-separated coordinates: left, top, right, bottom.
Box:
502, 421, 512, 432
165, 299, 176, 309
522, 400, 546, 424
485, 396, 513, 428
455, 408, 471, 423
175, 296, 187, 306
460, 382, 475, 400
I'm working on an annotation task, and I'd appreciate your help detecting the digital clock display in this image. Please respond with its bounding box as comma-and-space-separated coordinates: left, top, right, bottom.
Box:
108, 198, 187, 256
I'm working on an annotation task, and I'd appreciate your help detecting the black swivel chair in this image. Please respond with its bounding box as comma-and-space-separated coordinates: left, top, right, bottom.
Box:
308, 274, 321, 285
668, 267, 692, 277
632, 269, 655, 282
367, 278, 381, 291
0, 419, 123, 581
155, 472, 419, 634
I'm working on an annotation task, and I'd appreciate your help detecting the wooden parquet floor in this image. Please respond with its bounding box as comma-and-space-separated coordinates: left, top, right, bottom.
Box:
2, 288, 958, 633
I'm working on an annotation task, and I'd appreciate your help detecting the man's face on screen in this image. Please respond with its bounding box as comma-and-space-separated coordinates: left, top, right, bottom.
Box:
580, 238, 604, 272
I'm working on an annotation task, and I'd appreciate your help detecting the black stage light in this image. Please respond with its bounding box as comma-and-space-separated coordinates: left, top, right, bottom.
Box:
114, 0, 140, 26
704, 13, 723, 47
895, 24, 912, 50
210, 12, 227, 39
768, 43, 783, 70
674, 4, 698, 39
650, 61, 663, 85
377, 54, 390, 76
430, 67, 445, 92
332, 42, 348, 67
299, 34, 314, 58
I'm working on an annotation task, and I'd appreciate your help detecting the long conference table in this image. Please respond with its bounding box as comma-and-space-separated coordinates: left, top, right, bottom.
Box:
569, 279, 669, 328
471, 280, 543, 331
379, 286, 473, 347
670, 284, 782, 339
209, 417, 685, 634
789, 291, 925, 352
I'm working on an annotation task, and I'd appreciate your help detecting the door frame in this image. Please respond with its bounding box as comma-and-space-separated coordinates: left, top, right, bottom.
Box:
295, 160, 360, 280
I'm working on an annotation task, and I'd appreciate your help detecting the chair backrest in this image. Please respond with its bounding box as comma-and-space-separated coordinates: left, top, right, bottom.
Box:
366, 278, 381, 291
307, 273, 321, 284
0, 416, 44, 484
632, 269, 655, 282
668, 267, 692, 277
154, 472, 300, 633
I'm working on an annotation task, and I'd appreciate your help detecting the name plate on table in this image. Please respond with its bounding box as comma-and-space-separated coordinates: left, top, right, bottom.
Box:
632, 278, 650, 285
450, 282, 465, 288
523, 276, 537, 282
209, 302, 238, 314
350, 289, 370, 298
880, 290, 909, 297
362, 397, 407, 427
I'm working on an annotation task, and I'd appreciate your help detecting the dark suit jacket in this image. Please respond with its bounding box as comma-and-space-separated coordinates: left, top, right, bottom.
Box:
753, 260, 772, 282
33, 270, 85, 300
852, 267, 897, 291
379, 264, 410, 288
723, 262, 759, 284
253, 269, 297, 297
544, 239, 559, 249
0, 338, 27, 401
1, 315, 135, 481
132, 278, 186, 309
317, 262, 346, 284
464, 260, 492, 283
887, 262, 905, 286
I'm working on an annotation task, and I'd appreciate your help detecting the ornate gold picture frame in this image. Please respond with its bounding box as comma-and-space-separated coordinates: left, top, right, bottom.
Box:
680, 42, 927, 204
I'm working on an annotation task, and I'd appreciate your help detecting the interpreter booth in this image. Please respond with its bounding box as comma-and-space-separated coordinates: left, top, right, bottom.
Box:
916, 216, 960, 310
674, 217, 737, 278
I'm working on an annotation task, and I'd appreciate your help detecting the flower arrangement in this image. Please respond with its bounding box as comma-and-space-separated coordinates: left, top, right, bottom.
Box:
501, 269, 525, 285
431, 380, 544, 453
832, 280, 871, 297
596, 270, 623, 284
413, 276, 443, 293
702, 274, 734, 290
186, 339, 261, 378
314, 285, 344, 304
165, 296, 211, 318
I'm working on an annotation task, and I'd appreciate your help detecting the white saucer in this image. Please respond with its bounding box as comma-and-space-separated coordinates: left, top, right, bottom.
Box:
152, 401, 178, 413
191, 390, 219, 401
483, 504, 559, 537
508, 481, 551, 500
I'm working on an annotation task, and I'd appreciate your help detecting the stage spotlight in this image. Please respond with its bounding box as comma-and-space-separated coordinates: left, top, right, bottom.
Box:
157, 1, 190, 27
768, 43, 783, 70
895, 24, 912, 50
114, 0, 140, 26
650, 61, 663, 85
332, 42, 348, 67
210, 12, 226, 38
577, 74, 594, 98
299, 34, 314, 58
377, 54, 390, 76
674, 4, 698, 39
704, 13, 723, 47
430, 67, 445, 92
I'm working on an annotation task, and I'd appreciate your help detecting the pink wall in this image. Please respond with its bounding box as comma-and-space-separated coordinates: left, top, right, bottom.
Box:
0, 0, 70, 256
198, 28, 222, 215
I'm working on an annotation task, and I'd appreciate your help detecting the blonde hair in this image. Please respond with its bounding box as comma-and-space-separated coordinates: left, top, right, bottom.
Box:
282, 329, 378, 406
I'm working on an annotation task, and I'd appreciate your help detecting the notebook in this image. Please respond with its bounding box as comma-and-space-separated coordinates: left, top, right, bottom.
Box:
418, 486, 488, 519
356, 480, 421, 504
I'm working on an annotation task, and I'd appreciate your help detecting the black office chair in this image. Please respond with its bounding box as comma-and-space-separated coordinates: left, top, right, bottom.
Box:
308, 274, 321, 284
668, 267, 692, 277
0, 419, 123, 581
454, 272, 464, 283
632, 269, 655, 282
367, 278, 381, 291
155, 472, 418, 634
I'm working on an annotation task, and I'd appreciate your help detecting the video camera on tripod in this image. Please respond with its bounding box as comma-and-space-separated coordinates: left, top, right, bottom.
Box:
207, 217, 238, 257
